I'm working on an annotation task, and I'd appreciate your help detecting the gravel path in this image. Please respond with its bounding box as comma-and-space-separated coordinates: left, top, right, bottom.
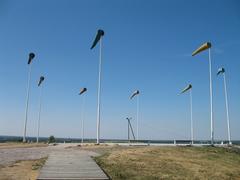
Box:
0, 147, 53, 166
0, 143, 100, 167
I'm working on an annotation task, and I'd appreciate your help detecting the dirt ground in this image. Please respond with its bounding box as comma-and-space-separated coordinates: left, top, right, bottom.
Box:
0, 158, 47, 180
0, 143, 51, 180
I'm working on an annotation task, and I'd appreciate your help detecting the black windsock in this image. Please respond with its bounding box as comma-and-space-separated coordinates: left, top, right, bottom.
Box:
90, 29, 104, 50
28, 53, 35, 64
38, 76, 45, 86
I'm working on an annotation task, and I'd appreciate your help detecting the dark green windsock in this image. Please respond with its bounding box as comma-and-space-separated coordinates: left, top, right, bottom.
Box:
217, 67, 225, 75
90, 29, 104, 50
181, 84, 192, 94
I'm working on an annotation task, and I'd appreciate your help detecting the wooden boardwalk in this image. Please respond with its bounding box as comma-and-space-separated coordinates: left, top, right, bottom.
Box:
37, 150, 109, 180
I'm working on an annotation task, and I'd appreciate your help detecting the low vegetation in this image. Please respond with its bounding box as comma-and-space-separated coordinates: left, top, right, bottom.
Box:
32, 157, 48, 170
95, 146, 240, 180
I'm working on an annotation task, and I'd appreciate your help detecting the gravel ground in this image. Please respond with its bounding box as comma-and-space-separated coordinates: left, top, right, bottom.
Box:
0, 143, 100, 167
0, 147, 53, 166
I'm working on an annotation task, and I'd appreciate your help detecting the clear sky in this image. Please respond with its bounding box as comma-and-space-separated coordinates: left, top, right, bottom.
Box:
0, 0, 239, 140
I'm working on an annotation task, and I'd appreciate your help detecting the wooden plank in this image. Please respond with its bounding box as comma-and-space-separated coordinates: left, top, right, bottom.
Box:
37, 150, 109, 180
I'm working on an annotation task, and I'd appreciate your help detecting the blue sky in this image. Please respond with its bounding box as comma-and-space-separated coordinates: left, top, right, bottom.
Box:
0, 0, 239, 140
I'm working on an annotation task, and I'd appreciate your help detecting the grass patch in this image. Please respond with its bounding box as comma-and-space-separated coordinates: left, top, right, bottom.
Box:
95, 146, 240, 180
32, 157, 48, 170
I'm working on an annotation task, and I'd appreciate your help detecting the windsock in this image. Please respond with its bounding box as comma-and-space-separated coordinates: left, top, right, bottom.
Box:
79, 87, 87, 95
181, 84, 192, 94
217, 67, 225, 75
28, 53, 35, 64
38, 76, 45, 87
192, 42, 211, 56
90, 29, 104, 50
130, 90, 140, 99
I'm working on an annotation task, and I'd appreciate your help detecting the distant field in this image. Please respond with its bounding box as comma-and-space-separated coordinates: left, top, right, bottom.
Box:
94, 146, 240, 180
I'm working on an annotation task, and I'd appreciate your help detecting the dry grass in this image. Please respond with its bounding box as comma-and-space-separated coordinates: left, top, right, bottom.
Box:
95, 146, 240, 180
0, 157, 47, 180
80, 144, 132, 155
0, 142, 47, 149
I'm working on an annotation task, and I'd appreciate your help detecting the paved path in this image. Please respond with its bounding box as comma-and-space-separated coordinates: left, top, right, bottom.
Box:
37, 149, 109, 180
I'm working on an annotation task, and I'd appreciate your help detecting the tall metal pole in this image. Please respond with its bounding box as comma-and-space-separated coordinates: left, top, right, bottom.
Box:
37, 85, 43, 143
129, 119, 136, 141
180, 84, 192, 144
23, 63, 32, 142
81, 94, 86, 144
208, 48, 214, 145
223, 73, 231, 144
128, 119, 130, 143
190, 88, 193, 144
96, 38, 102, 144
136, 94, 139, 141
192, 42, 212, 145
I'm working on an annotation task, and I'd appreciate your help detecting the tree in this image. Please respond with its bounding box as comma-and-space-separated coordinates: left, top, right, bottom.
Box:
48, 135, 56, 143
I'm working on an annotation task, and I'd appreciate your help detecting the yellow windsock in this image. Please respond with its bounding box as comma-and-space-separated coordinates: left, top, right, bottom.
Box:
192, 42, 211, 56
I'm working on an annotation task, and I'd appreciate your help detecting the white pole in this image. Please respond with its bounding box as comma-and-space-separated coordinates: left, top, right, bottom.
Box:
127, 119, 130, 144
190, 88, 193, 144
223, 73, 231, 144
37, 85, 43, 143
136, 95, 139, 141
23, 63, 32, 142
81, 94, 86, 144
96, 37, 102, 144
209, 48, 214, 145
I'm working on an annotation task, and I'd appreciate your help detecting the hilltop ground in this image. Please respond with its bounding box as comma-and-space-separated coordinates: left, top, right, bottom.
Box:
0, 143, 240, 180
